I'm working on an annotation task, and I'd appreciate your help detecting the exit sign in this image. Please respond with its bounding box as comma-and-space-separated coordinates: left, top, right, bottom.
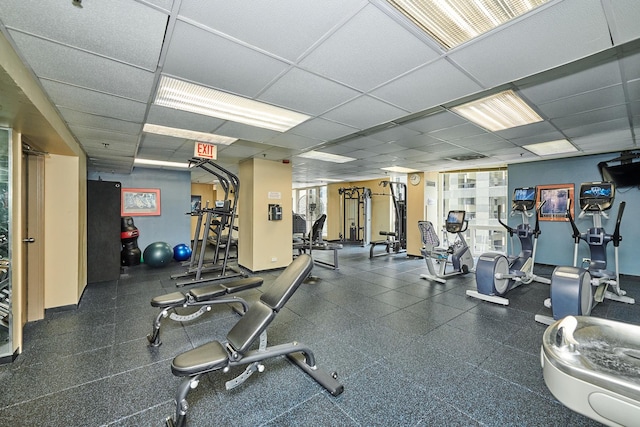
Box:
194, 141, 217, 159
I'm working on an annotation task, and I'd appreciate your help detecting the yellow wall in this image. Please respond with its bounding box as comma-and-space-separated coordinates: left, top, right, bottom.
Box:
44, 154, 80, 308
189, 183, 216, 240
77, 155, 87, 303
406, 173, 425, 257
238, 158, 292, 271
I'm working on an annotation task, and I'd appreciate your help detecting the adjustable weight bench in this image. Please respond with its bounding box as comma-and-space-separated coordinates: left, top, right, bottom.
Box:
147, 276, 263, 347
165, 254, 343, 427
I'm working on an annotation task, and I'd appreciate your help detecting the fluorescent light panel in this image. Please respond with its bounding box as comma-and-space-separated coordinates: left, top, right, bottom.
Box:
154, 76, 310, 132
524, 139, 577, 156
452, 90, 543, 131
387, 0, 549, 49
381, 166, 419, 173
134, 158, 189, 168
298, 151, 356, 163
143, 123, 237, 145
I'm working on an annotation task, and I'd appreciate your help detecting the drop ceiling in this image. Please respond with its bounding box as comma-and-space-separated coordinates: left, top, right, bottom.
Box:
1, 0, 639, 185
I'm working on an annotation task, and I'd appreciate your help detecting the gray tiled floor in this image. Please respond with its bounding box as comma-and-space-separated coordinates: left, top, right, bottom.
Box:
3, 245, 637, 426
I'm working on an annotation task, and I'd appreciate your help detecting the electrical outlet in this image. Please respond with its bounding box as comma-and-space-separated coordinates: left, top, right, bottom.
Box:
271, 257, 277, 262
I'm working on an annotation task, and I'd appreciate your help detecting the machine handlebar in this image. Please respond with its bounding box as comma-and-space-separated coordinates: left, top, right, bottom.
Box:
565, 199, 582, 242
497, 204, 515, 236
533, 200, 545, 237
613, 201, 625, 247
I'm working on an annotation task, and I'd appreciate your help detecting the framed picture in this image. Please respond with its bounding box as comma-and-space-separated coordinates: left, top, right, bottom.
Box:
121, 188, 161, 216
536, 184, 574, 221
190, 195, 202, 213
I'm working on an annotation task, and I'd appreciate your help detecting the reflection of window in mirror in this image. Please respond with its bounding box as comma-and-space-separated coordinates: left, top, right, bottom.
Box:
0, 127, 12, 361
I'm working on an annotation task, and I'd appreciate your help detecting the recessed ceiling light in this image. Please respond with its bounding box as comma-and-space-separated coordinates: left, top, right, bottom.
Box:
381, 166, 420, 173
134, 158, 190, 168
297, 151, 356, 163
452, 90, 543, 131
387, 0, 549, 50
154, 76, 310, 132
143, 123, 237, 145
523, 139, 577, 156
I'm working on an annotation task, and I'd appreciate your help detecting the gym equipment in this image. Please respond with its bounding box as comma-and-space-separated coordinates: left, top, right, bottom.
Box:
535, 182, 634, 325
337, 186, 371, 246
120, 216, 141, 266
146, 276, 263, 347
418, 210, 474, 283
164, 255, 343, 427
293, 214, 343, 270
171, 159, 244, 286
467, 187, 550, 305
143, 242, 173, 268
173, 244, 191, 262
541, 315, 640, 426
370, 181, 407, 258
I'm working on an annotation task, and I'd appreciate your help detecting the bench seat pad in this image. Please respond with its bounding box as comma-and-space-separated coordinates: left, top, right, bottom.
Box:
189, 284, 227, 301
150, 292, 187, 308
171, 341, 229, 376
222, 277, 263, 293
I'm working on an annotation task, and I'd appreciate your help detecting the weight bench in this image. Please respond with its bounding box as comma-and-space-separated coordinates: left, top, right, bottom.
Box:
147, 276, 263, 347
293, 214, 343, 270
165, 254, 343, 427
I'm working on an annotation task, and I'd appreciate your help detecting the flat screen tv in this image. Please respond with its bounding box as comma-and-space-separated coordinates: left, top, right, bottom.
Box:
598, 151, 640, 188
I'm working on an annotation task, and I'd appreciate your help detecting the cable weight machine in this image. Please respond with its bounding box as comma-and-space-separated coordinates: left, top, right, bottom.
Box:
370, 181, 407, 258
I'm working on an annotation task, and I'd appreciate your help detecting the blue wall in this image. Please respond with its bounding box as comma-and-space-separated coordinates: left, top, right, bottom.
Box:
508, 153, 640, 276
88, 168, 192, 251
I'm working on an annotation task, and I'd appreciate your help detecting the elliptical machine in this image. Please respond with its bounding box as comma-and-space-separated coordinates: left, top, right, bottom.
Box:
467, 187, 550, 305
419, 210, 474, 284
535, 182, 635, 325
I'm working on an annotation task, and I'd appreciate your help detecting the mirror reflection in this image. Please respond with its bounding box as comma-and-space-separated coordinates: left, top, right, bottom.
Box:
0, 128, 11, 358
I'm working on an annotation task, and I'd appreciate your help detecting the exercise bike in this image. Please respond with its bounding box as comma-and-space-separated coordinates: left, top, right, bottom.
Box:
535, 182, 635, 325
419, 210, 474, 284
467, 187, 550, 306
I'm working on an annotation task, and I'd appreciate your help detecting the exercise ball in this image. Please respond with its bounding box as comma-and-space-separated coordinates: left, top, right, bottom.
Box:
143, 242, 173, 268
173, 243, 192, 261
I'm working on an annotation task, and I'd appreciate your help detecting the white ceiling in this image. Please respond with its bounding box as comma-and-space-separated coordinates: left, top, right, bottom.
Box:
1, 0, 639, 185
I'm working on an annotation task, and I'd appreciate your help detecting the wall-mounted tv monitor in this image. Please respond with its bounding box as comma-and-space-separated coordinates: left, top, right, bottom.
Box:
579, 182, 614, 211
598, 151, 640, 188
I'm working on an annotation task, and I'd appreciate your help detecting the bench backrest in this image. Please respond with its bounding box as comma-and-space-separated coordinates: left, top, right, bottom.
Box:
226, 255, 313, 354
418, 220, 440, 250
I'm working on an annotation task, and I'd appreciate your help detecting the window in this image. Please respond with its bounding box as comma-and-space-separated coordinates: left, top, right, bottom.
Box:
440, 169, 507, 254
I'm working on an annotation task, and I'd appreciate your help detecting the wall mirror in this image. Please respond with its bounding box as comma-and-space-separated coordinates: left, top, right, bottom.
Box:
0, 127, 12, 360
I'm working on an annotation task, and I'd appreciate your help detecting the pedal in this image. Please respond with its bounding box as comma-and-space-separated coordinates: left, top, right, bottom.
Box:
594, 284, 607, 303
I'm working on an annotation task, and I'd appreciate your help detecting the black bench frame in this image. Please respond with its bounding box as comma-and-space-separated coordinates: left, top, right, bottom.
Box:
165, 255, 343, 427
147, 276, 263, 347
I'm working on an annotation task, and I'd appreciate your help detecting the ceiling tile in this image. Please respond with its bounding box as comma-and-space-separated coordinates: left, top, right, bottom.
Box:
57, 107, 142, 135
449, 0, 612, 88
163, 21, 290, 97
289, 118, 359, 142
0, 0, 166, 70
606, 0, 640, 45
537, 85, 626, 119
259, 67, 360, 116
322, 95, 409, 130
41, 80, 147, 122
9, 32, 155, 102
299, 4, 439, 91
177, 0, 368, 62
372, 59, 483, 112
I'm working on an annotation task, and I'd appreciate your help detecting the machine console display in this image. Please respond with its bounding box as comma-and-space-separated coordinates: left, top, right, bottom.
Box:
579, 182, 614, 211
512, 187, 536, 211
445, 210, 465, 233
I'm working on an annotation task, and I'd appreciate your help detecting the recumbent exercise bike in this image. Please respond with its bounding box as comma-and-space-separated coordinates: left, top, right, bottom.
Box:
467, 187, 550, 305
418, 210, 474, 284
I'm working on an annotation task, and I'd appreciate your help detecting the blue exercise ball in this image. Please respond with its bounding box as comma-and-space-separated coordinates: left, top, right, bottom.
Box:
173, 243, 192, 261
143, 242, 173, 268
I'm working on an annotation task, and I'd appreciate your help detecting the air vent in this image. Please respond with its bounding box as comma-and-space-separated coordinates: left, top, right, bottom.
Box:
447, 154, 487, 162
